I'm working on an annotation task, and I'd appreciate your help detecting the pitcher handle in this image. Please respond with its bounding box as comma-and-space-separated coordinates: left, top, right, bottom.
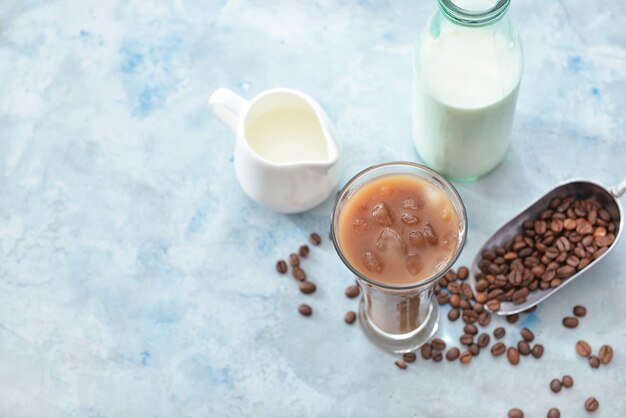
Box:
611, 178, 626, 198
209, 88, 248, 132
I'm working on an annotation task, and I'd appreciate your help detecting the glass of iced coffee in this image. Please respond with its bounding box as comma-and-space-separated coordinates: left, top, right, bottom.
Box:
331, 162, 467, 353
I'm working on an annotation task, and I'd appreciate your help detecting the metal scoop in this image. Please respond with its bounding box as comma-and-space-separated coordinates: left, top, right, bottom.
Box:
470, 179, 626, 315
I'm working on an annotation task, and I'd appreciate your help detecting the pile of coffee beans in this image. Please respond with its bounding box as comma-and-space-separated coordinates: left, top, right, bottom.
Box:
275, 233, 322, 316
475, 195, 616, 309
576, 339, 614, 369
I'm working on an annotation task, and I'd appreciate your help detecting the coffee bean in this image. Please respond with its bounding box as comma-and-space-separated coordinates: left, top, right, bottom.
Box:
460, 334, 474, 346
562, 317, 579, 328
573, 305, 587, 317
460, 299, 471, 310
430, 338, 446, 351
531, 344, 544, 359
547, 407, 560, 418
448, 308, 460, 321
446, 347, 460, 361
464, 324, 478, 335
508, 408, 524, 418
345, 285, 360, 298
519, 327, 534, 342
476, 333, 489, 348
517, 340, 530, 356
549, 378, 562, 393
432, 351, 443, 362
588, 355, 600, 368
561, 375, 573, 388
344, 311, 356, 324
276, 260, 288, 274
462, 309, 478, 324
576, 340, 592, 357
460, 283, 473, 299
507, 314, 519, 324
403, 352, 417, 363
584, 397, 599, 412
478, 311, 491, 327
292, 267, 306, 281
486, 299, 500, 312
507, 347, 520, 365
457, 266, 469, 280
494, 327, 506, 339
421, 343, 432, 360
449, 294, 461, 308
459, 351, 472, 364
289, 253, 300, 267
448, 282, 460, 294
298, 304, 312, 316
468, 344, 480, 356
394, 359, 407, 369
309, 233, 321, 246
491, 342, 506, 356
299, 245, 310, 257
599, 345, 613, 364
436, 292, 449, 305
299, 281, 316, 294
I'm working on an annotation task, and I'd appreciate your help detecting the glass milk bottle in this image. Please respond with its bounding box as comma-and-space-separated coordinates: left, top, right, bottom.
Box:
413, 0, 523, 181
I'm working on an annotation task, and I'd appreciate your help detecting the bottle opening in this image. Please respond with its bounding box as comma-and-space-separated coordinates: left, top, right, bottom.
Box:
438, 0, 510, 26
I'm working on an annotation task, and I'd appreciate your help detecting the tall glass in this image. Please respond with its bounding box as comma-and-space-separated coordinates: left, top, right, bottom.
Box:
331, 162, 467, 353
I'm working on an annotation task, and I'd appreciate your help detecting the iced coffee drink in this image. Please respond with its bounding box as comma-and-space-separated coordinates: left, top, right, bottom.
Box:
331, 162, 466, 352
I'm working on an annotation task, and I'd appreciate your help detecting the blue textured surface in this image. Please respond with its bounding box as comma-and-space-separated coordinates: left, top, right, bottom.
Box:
0, 1, 625, 417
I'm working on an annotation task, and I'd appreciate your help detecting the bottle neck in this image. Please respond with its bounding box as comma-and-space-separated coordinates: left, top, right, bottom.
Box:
437, 0, 510, 27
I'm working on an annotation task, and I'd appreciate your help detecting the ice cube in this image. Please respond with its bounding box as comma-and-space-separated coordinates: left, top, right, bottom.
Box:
361, 251, 384, 273
378, 186, 393, 196
376, 227, 407, 252
442, 231, 459, 250
442, 208, 452, 223
402, 197, 424, 211
352, 218, 369, 232
409, 230, 425, 246
434, 256, 450, 272
423, 222, 438, 245
405, 254, 423, 275
372, 203, 392, 226
401, 213, 419, 225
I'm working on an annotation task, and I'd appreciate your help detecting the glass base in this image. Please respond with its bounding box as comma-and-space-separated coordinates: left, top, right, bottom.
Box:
357, 297, 440, 354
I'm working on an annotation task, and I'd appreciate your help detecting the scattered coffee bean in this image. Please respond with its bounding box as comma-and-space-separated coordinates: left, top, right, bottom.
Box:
576, 340, 592, 357
431, 338, 446, 351
298, 245, 310, 257
494, 327, 506, 339
421, 343, 433, 360
550, 378, 562, 393
573, 305, 587, 317
507, 314, 519, 324
598, 344, 613, 365
345, 285, 360, 298
437, 292, 450, 305
477, 333, 490, 348
446, 347, 460, 361
486, 299, 500, 312
562, 316, 579, 328
531, 344, 544, 359
276, 260, 288, 274
432, 351, 443, 362
403, 352, 417, 363
518, 340, 531, 356
464, 324, 478, 335
507, 347, 520, 365
457, 266, 469, 280
478, 311, 491, 326
292, 267, 306, 281
584, 397, 599, 412
298, 304, 312, 317
299, 281, 316, 294
344, 311, 356, 324
309, 232, 322, 246
561, 375, 573, 388
395, 359, 407, 369
588, 355, 600, 369
547, 407, 560, 418
460, 334, 474, 346
448, 308, 460, 321
508, 408, 524, 418
521, 328, 535, 342
490, 342, 506, 357
459, 351, 472, 364
289, 253, 300, 267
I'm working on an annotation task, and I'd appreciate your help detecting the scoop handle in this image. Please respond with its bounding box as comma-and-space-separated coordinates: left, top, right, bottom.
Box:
611, 179, 626, 198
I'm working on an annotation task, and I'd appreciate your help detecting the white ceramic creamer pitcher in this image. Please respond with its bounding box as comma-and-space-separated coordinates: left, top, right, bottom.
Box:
209, 88, 341, 213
